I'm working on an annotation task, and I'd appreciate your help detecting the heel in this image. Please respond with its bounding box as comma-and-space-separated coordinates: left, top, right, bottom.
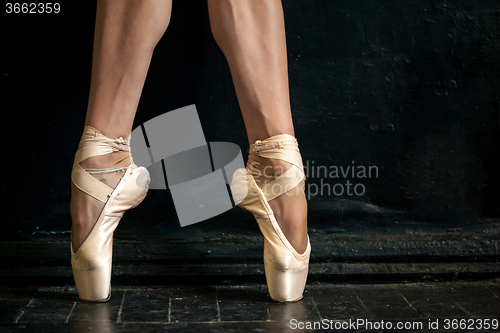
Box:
264, 233, 310, 302
72, 250, 112, 302
71, 215, 118, 303
265, 265, 308, 302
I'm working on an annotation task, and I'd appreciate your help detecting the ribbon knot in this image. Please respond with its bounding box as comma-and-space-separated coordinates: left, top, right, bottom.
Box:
114, 137, 128, 145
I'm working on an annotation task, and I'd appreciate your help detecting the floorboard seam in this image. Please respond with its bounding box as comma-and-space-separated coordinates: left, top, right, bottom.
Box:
117, 290, 126, 323
14, 297, 33, 324
65, 301, 76, 323
167, 291, 172, 323
215, 287, 221, 322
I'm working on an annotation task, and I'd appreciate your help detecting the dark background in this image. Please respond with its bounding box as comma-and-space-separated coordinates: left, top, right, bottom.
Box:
1, 1, 499, 272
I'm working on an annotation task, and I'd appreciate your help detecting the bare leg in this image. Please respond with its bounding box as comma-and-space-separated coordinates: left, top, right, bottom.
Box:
208, 0, 308, 253
71, 0, 172, 251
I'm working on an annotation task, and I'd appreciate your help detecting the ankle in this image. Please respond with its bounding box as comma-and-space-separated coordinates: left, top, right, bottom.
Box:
83, 123, 131, 142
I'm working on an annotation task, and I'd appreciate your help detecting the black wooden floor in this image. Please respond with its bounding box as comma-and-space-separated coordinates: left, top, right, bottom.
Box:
0, 279, 499, 332
2, 194, 499, 332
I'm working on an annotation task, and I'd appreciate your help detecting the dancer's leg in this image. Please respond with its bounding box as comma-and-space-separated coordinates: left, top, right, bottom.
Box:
71, 0, 172, 251
208, 0, 308, 253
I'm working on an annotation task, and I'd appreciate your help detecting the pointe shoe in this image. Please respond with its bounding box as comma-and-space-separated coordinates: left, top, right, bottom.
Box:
71, 126, 150, 302
231, 134, 311, 302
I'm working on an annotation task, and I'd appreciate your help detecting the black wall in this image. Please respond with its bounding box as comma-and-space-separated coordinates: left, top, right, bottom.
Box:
1, 0, 500, 240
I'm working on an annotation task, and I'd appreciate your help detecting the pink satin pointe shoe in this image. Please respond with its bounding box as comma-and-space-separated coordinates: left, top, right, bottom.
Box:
231, 134, 311, 302
70, 126, 150, 302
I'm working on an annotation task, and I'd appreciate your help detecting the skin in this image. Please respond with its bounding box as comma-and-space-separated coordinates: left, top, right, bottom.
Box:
71, 0, 308, 254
